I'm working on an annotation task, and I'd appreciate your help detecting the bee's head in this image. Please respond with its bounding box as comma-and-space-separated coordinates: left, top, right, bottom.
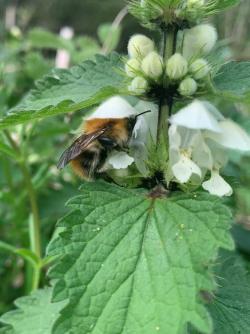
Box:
128, 110, 151, 135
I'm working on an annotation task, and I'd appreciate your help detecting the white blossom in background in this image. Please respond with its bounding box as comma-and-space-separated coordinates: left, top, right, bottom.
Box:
168, 100, 250, 196
55, 27, 74, 69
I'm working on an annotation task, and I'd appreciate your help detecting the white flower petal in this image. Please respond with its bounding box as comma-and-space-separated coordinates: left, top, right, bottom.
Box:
202, 171, 233, 197
107, 151, 134, 169
169, 100, 222, 132
169, 124, 182, 150
172, 155, 202, 183
206, 119, 250, 151
133, 100, 158, 144
130, 141, 149, 176
191, 132, 213, 169
87, 96, 136, 119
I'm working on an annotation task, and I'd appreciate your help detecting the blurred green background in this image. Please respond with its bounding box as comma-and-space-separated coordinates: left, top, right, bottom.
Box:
0, 0, 250, 320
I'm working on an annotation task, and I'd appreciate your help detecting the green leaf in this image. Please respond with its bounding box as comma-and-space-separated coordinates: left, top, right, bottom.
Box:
0, 288, 65, 334
0, 327, 13, 334
0, 53, 125, 129
190, 252, 250, 333
213, 61, 250, 101
0, 141, 18, 160
48, 182, 233, 334
208, 252, 250, 334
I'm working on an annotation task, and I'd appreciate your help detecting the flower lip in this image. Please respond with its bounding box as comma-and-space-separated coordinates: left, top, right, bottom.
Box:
202, 170, 233, 197
169, 100, 222, 133
107, 151, 134, 169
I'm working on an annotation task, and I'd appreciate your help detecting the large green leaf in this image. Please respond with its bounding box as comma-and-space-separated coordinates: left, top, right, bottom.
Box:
0, 288, 65, 334
0, 53, 125, 129
48, 182, 233, 334
213, 61, 250, 102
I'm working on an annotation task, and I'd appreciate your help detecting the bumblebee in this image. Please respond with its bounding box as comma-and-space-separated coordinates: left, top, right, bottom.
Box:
57, 111, 149, 179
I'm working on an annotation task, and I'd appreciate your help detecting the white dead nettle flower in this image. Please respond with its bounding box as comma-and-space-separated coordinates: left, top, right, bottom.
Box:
189, 58, 210, 79
202, 171, 233, 197
166, 53, 188, 80
141, 51, 164, 79
106, 151, 134, 169
205, 119, 250, 151
168, 125, 203, 183
130, 100, 158, 175
128, 34, 155, 59
128, 76, 149, 95
125, 58, 141, 78
169, 100, 250, 196
87, 96, 136, 119
183, 24, 218, 60
178, 77, 198, 96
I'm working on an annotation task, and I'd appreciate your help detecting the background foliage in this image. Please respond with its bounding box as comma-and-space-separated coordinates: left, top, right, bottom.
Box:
0, 0, 250, 333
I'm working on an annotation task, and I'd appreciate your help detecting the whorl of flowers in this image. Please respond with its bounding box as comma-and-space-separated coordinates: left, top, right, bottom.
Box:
86, 0, 247, 197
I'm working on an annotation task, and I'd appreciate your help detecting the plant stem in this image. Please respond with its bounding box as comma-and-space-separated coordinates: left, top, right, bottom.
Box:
156, 25, 178, 172
4, 130, 42, 291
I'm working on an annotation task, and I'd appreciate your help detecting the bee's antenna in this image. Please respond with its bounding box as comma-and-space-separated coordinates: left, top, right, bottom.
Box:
135, 110, 151, 119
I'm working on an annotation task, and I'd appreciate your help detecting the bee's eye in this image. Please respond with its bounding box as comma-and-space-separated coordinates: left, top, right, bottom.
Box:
98, 137, 117, 148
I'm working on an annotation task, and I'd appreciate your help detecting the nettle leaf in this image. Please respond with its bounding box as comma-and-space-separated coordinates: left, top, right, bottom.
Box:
208, 253, 250, 334
0, 288, 65, 334
191, 252, 250, 334
213, 61, 250, 102
48, 181, 233, 334
0, 53, 125, 129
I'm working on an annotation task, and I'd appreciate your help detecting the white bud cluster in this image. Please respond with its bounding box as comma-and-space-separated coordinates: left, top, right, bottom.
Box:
125, 24, 216, 97
126, 34, 163, 95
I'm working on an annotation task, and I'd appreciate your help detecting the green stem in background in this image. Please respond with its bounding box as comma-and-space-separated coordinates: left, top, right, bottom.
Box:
101, 6, 128, 55
3, 130, 42, 291
156, 25, 178, 171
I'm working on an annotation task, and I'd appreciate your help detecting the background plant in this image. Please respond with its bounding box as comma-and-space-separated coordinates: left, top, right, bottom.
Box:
0, 0, 250, 333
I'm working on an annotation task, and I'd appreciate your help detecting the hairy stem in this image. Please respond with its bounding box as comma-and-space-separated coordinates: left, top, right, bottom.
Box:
4, 130, 42, 291
157, 25, 178, 171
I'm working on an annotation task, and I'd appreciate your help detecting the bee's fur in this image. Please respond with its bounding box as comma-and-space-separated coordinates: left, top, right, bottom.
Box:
58, 117, 136, 180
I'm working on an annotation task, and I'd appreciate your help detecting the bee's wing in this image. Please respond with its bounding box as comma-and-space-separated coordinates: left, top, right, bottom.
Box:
57, 128, 107, 169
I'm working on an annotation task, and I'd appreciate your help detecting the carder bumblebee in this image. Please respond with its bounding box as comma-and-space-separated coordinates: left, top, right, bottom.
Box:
57, 111, 150, 179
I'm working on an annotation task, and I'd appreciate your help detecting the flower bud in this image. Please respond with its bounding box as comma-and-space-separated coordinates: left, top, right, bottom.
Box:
128, 34, 155, 59
125, 59, 141, 78
178, 77, 197, 96
183, 24, 218, 60
141, 51, 163, 79
166, 53, 188, 80
189, 58, 210, 79
128, 76, 148, 95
